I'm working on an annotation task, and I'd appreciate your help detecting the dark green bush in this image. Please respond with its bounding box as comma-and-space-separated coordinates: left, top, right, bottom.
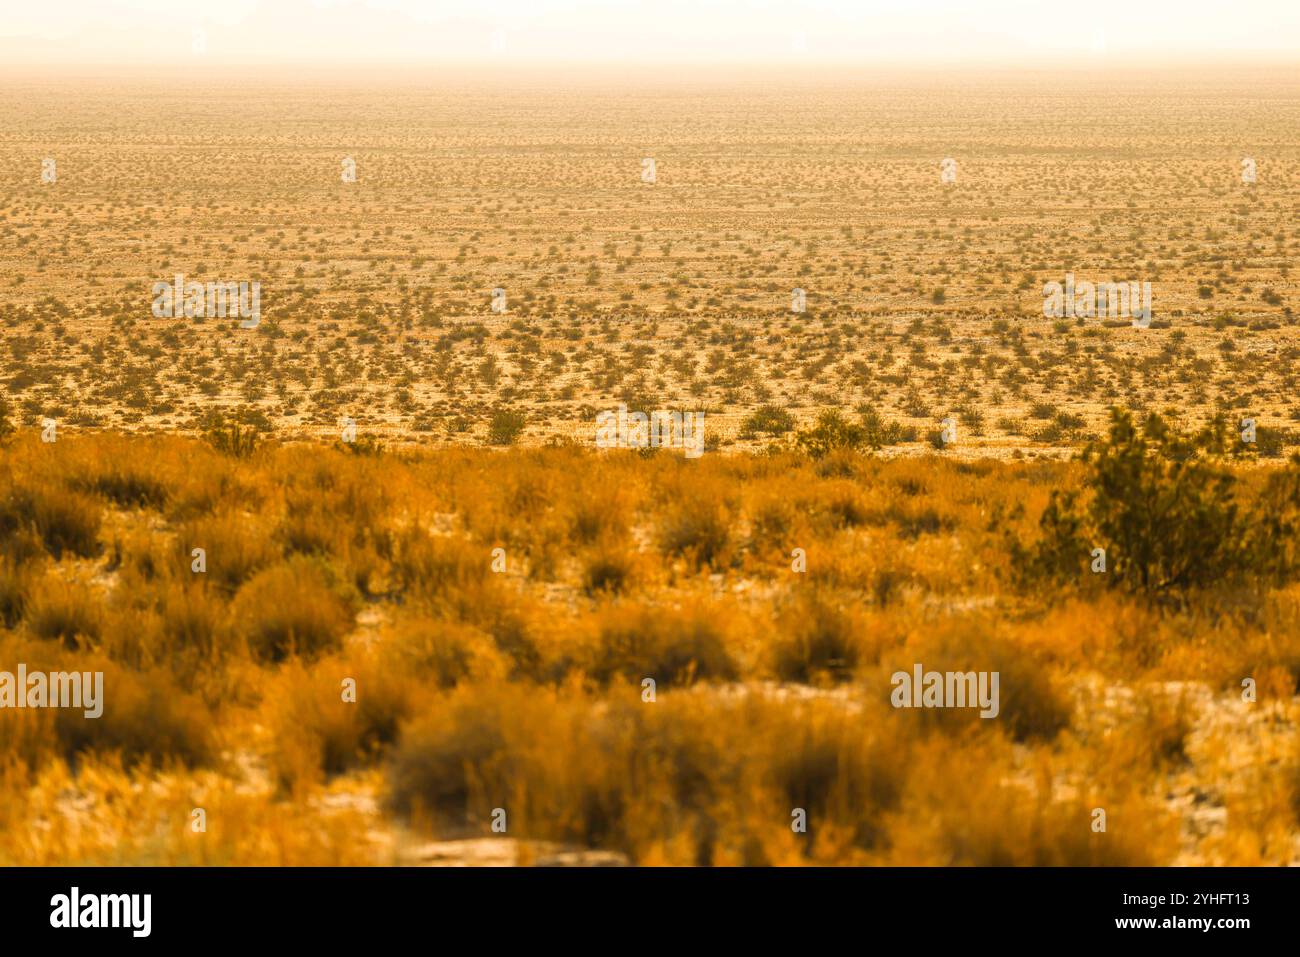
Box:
741, 404, 795, 437
1018, 407, 1300, 594
487, 409, 526, 446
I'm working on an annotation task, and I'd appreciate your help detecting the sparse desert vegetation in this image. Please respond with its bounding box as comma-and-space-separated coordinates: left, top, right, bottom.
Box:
1, 65, 1299, 865
1, 67, 1297, 456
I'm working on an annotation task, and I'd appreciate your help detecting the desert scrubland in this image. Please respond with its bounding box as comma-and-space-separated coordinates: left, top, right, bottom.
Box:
0, 65, 1298, 864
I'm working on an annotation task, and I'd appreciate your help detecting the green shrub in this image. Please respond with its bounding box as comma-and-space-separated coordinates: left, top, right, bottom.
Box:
859, 408, 915, 448
741, 405, 795, 437
1019, 408, 1300, 593
199, 407, 268, 458
795, 409, 864, 459
487, 409, 526, 446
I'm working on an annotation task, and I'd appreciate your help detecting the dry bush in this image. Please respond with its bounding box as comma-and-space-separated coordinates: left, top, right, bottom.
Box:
380, 615, 508, 689
390, 527, 501, 614
771, 590, 875, 684
0, 557, 36, 627
387, 683, 909, 863
177, 509, 279, 591
60, 435, 175, 509
267, 654, 432, 794
584, 602, 739, 687
53, 661, 216, 770
23, 575, 105, 648
884, 621, 1071, 744
0, 475, 101, 560
656, 490, 734, 570
763, 702, 909, 855
886, 741, 1177, 865
0, 635, 214, 770
106, 583, 235, 687
231, 556, 359, 662
580, 542, 648, 596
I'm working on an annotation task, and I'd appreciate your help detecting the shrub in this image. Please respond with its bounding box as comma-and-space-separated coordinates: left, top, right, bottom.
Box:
905, 627, 1070, 743
586, 604, 737, 687
657, 495, 732, 569
386, 691, 513, 823
199, 408, 267, 458
859, 408, 915, 448
766, 705, 905, 851
741, 405, 795, 437
889, 745, 1171, 865
0, 480, 101, 560
390, 528, 499, 614
567, 490, 628, 544
268, 656, 425, 793
178, 510, 278, 591
386, 685, 907, 863
795, 409, 863, 459
1251, 424, 1296, 459
0, 397, 15, 446
231, 557, 358, 661
1019, 408, 1300, 593
772, 593, 868, 683
341, 434, 386, 457
582, 546, 637, 595
487, 409, 526, 446
54, 662, 216, 769
383, 617, 505, 689
154, 583, 232, 670
24, 577, 104, 648
0, 558, 34, 627
67, 453, 171, 509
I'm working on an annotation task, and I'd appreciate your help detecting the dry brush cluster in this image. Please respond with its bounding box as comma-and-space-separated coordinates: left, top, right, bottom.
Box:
1, 414, 1299, 863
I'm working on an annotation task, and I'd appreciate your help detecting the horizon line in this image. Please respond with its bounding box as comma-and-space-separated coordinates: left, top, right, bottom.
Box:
3, 53, 1299, 72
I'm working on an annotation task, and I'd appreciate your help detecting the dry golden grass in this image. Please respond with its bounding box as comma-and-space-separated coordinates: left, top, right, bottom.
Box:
0, 428, 1295, 864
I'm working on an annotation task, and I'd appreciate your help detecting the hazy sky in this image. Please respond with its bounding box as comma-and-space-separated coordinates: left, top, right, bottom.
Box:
4, 0, 1299, 64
